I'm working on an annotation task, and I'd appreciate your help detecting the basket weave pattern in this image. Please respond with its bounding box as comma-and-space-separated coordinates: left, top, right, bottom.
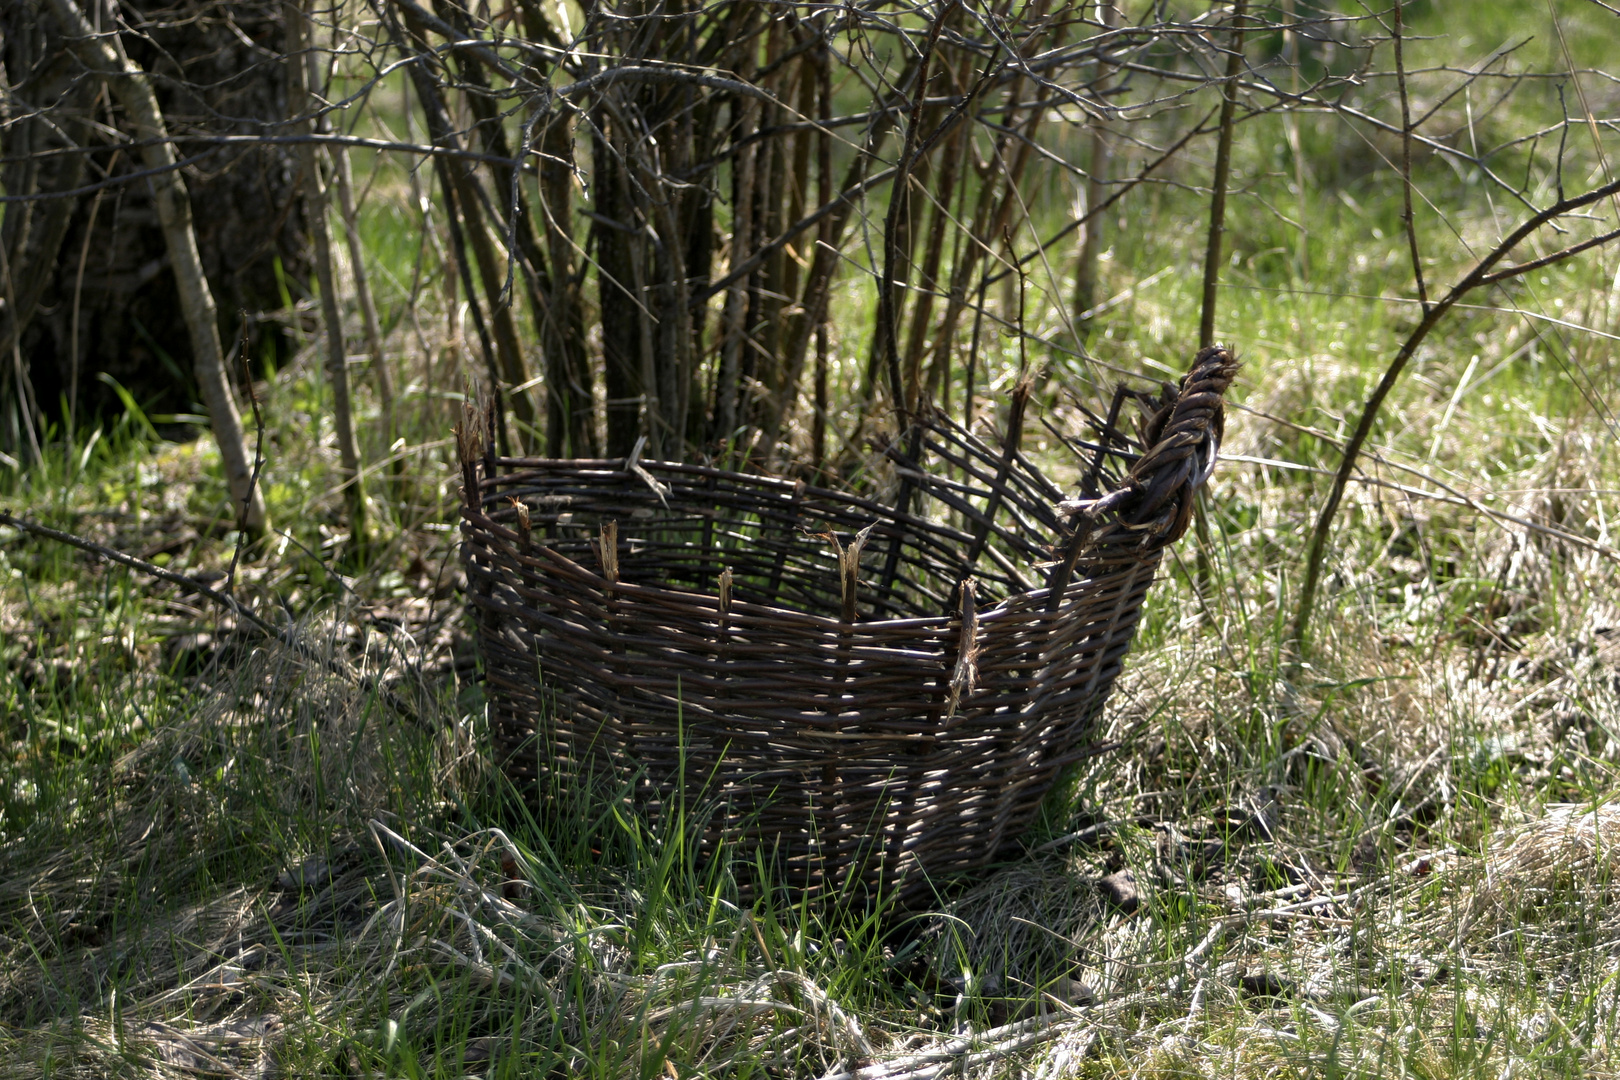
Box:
460, 348, 1236, 900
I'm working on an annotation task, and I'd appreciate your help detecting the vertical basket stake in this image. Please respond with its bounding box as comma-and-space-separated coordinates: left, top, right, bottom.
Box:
456, 402, 481, 510
1083, 382, 1135, 497
963, 378, 1031, 571
1044, 515, 1092, 613
482, 397, 498, 484
1051, 380, 1163, 606
877, 423, 925, 602
825, 522, 876, 792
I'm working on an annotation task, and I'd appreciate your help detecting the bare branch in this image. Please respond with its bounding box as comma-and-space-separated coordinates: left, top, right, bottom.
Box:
1291, 170, 1620, 651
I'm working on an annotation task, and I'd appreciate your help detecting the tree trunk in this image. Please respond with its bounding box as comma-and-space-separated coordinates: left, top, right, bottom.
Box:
1, 0, 305, 439
45, 0, 268, 535
333, 146, 397, 460
0, 16, 88, 459
594, 119, 645, 459
1073, 1, 1116, 319
538, 113, 597, 458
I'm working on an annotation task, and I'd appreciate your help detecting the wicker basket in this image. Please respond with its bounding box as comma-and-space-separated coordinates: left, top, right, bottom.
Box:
459, 347, 1236, 902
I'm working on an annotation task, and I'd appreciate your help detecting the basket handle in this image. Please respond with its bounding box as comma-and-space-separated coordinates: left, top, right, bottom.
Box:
1119, 345, 1236, 537
1047, 346, 1239, 603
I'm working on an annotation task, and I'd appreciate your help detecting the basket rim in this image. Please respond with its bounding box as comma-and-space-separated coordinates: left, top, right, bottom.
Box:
462, 505, 1084, 633
461, 344, 1242, 631
465, 454, 1027, 547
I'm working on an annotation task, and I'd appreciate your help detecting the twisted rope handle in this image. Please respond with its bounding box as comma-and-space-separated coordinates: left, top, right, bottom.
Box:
1118, 344, 1239, 543
1052, 345, 1238, 595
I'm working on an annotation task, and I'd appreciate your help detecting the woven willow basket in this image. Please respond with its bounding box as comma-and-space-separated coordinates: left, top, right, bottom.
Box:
460, 347, 1236, 902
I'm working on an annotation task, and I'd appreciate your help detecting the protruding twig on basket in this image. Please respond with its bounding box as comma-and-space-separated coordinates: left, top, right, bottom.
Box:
596, 519, 619, 584
822, 522, 875, 793
508, 497, 531, 547
482, 397, 499, 482
829, 522, 878, 625
1080, 381, 1135, 497
625, 435, 671, 508
1058, 483, 1137, 522
717, 565, 734, 663
1043, 513, 1092, 613
946, 577, 979, 719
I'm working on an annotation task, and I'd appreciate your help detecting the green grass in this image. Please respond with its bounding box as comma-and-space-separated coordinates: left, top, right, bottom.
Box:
3, 0, 1620, 1075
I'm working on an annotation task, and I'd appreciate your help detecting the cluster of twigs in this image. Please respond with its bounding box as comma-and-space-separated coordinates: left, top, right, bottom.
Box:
5, 2, 1310, 476
354, 0, 1267, 465
5, 0, 1620, 650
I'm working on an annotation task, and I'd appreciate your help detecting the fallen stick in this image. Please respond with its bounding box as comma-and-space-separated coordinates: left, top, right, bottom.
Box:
0, 509, 421, 723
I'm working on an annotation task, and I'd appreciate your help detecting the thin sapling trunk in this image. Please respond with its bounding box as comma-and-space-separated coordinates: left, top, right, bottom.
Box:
289, 0, 366, 545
